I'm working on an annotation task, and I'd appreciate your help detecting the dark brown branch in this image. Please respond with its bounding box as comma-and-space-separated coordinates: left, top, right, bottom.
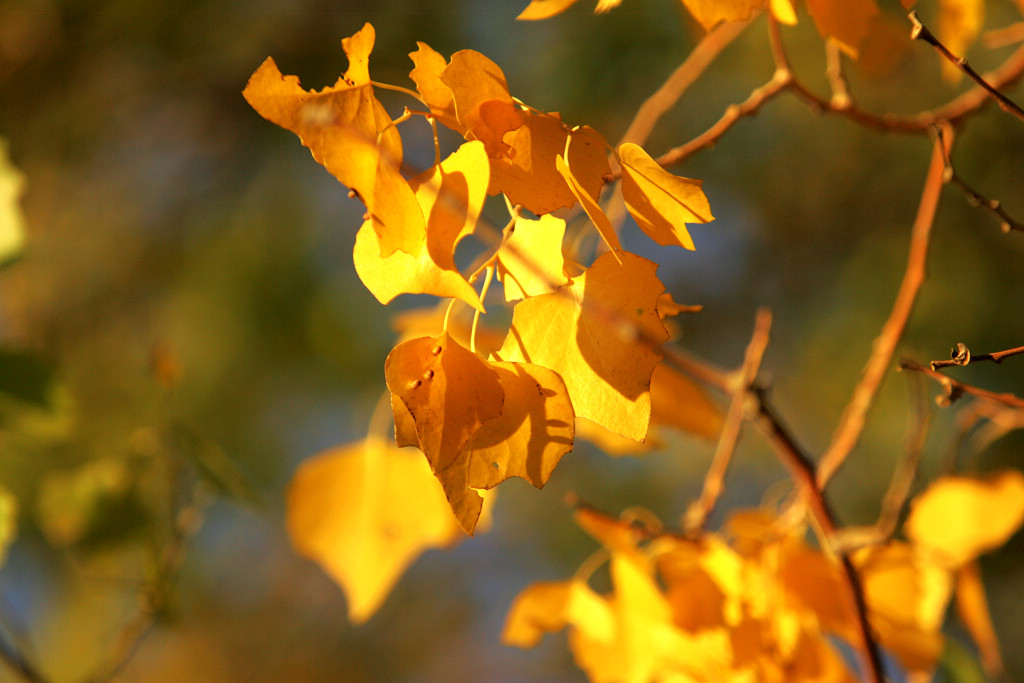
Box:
934, 126, 1024, 234
910, 11, 1024, 124
816, 127, 951, 489
900, 359, 1024, 410
930, 342, 1024, 370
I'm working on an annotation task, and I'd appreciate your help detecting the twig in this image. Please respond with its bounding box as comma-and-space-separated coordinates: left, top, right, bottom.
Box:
684, 308, 772, 533
753, 393, 886, 683
930, 342, 1024, 370
934, 127, 1024, 234
825, 40, 852, 111
910, 11, 1024, 124
900, 359, 1024, 410
816, 126, 952, 489
617, 16, 754, 150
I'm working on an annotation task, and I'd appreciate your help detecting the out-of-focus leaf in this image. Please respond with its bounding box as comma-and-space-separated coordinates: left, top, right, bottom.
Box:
0, 484, 16, 568
0, 137, 26, 267
938, 0, 984, 82
803, 0, 880, 57
678, 0, 764, 31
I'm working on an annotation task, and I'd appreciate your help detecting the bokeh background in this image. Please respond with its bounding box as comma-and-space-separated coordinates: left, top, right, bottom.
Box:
1, 0, 1023, 681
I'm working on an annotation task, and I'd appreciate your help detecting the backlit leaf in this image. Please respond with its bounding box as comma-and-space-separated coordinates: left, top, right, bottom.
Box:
385, 333, 504, 475
679, 0, 765, 31
938, 0, 984, 82
0, 137, 26, 266
619, 142, 713, 251
905, 471, 1024, 568
491, 113, 609, 215
287, 436, 466, 623
498, 250, 668, 441
649, 362, 722, 440
442, 50, 524, 158
503, 580, 614, 647
555, 153, 621, 255
517, 0, 586, 20
0, 485, 16, 568
804, 0, 880, 57
409, 42, 463, 132
497, 214, 569, 301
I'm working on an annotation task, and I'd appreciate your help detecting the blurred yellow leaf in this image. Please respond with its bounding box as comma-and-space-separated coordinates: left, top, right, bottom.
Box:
492, 114, 609, 215
442, 50, 524, 158
287, 436, 467, 623
497, 214, 569, 301
678, 0, 764, 31
0, 485, 16, 568
618, 142, 713, 251
804, 0, 880, 57
503, 579, 614, 647
498, 251, 669, 441
649, 362, 722, 440
408, 42, 463, 133
905, 470, 1024, 568
517, 0, 586, 20
938, 0, 984, 81
243, 24, 424, 257
0, 137, 26, 265
955, 561, 1004, 678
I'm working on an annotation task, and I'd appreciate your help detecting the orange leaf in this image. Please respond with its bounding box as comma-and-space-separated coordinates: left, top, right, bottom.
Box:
441, 50, 524, 158
498, 251, 668, 441
497, 214, 569, 301
618, 142, 713, 251
385, 333, 504, 474
286, 436, 466, 623
650, 362, 722, 440
905, 470, 1024, 568
517, 0, 586, 20
679, 0, 765, 31
555, 153, 621, 255
408, 42, 464, 133
955, 561, 1005, 678
804, 0, 880, 58
491, 113, 609, 215
503, 580, 614, 647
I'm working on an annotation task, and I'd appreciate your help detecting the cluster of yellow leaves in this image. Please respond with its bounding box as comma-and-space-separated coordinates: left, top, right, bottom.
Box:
245, 23, 717, 539
504, 471, 1024, 682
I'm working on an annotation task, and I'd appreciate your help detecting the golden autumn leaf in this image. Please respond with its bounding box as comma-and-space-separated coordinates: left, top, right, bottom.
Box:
0, 484, 16, 568
555, 153, 622, 255
286, 436, 467, 623
408, 42, 464, 133
491, 113, 609, 216
442, 50, 524, 158
517, 0, 586, 20
650, 362, 722, 440
618, 142, 713, 251
938, 0, 985, 82
498, 251, 668, 441
385, 333, 504, 475
804, 0, 880, 57
905, 470, 1024, 568
243, 24, 424, 257
503, 579, 614, 647
955, 561, 1005, 678
462, 361, 574, 489
352, 141, 489, 311
497, 214, 569, 301
678, 0, 765, 31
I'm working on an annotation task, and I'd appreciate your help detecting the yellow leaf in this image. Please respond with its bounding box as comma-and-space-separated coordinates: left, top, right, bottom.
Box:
497, 214, 569, 301
804, 0, 880, 58
905, 470, 1024, 568
352, 141, 488, 311
517, 0, 586, 20
678, 0, 765, 31
955, 561, 1005, 678
385, 333, 504, 475
498, 251, 668, 441
0, 484, 16, 568
492, 113, 609, 216
938, 0, 984, 82
770, 0, 798, 25
463, 361, 574, 489
442, 50, 524, 158
555, 153, 621, 255
408, 42, 464, 133
243, 25, 424, 257
650, 362, 723, 440
286, 436, 465, 623
618, 142, 713, 251
856, 542, 952, 673
0, 138, 26, 265
503, 580, 614, 647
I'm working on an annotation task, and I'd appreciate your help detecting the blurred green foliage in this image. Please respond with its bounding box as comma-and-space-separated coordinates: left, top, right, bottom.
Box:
0, 0, 1022, 681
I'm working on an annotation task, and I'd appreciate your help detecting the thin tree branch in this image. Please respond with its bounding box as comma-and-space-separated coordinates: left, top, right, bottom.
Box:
900, 359, 1024, 410
754, 393, 886, 683
816, 126, 951, 489
910, 11, 1024, 124
685, 308, 772, 533
617, 16, 754, 150
934, 126, 1024, 234
930, 342, 1024, 370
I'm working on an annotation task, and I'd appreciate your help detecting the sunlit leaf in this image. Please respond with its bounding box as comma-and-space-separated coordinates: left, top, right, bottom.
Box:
503, 579, 614, 647
497, 214, 569, 301
287, 436, 467, 623
492, 113, 609, 216
905, 471, 1024, 568
498, 251, 668, 441
555, 153, 621, 255
678, 0, 765, 31
517, 0, 586, 20
409, 42, 464, 132
0, 137, 26, 267
804, 0, 880, 57
0, 485, 16, 568
955, 561, 1004, 679
442, 50, 523, 158
619, 142, 713, 251
650, 362, 722, 440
